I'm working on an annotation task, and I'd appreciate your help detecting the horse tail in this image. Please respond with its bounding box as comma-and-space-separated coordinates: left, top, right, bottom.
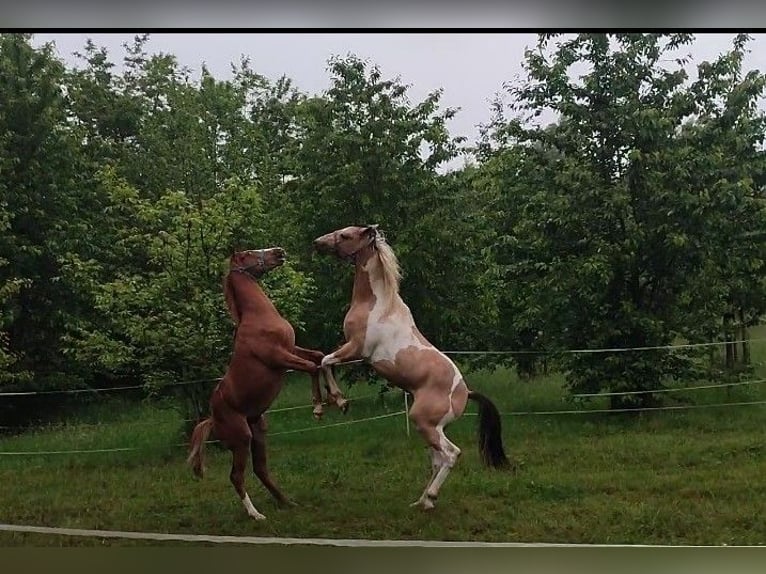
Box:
187, 418, 214, 478
467, 391, 512, 470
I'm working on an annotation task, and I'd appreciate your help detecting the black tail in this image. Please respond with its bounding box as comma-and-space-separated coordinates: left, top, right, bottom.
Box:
467, 390, 511, 469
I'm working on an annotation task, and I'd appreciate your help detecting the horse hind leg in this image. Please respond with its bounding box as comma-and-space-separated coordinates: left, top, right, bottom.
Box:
249, 416, 296, 508
410, 447, 443, 510
424, 428, 461, 504
410, 422, 461, 510
223, 418, 266, 520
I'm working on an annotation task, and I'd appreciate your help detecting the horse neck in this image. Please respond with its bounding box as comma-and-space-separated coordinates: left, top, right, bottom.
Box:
229, 272, 277, 318
352, 247, 397, 310
350, 248, 377, 307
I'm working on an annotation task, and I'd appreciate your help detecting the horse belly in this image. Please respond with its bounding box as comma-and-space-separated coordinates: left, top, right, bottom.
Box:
224, 359, 284, 417
239, 319, 296, 349
372, 344, 465, 399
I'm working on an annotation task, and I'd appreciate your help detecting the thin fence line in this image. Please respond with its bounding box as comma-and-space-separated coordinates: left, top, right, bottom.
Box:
2, 338, 764, 398
265, 389, 394, 414
0, 359, 369, 398
467, 399, 766, 417
0, 390, 400, 431
0, 410, 407, 456
444, 337, 766, 356
4, 399, 766, 456
571, 378, 766, 398
0, 446, 143, 456
0, 379, 220, 397
268, 410, 406, 437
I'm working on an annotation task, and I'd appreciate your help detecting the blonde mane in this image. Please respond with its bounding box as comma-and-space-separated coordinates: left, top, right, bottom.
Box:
372, 235, 402, 312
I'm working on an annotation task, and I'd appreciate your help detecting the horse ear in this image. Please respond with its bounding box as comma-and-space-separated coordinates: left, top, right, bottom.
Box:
365, 224, 380, 237
223, 274, 240, 326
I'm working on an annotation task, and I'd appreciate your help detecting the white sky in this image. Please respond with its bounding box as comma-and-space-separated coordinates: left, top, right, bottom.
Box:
32, 33, 766, 170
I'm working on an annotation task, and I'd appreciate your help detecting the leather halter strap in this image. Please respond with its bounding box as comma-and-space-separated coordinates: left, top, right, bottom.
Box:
337, 233, 376, 264
231, 250, 266, 279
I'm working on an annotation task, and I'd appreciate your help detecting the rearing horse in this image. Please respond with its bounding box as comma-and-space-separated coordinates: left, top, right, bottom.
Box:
313, 225, 512, 510
188, 247, 347, 520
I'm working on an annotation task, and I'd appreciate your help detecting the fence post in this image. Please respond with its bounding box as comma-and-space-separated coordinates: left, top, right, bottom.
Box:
403, 392, 410, 437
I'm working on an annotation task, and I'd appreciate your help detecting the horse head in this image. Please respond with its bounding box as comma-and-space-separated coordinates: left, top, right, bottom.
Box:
223, 247, 287, 325
229, 247, 286, 278
313, 225, 380, 263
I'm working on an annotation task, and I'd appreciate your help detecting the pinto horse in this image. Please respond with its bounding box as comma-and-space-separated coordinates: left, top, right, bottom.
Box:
188, 247, 348, 520
313, 226, 512, 510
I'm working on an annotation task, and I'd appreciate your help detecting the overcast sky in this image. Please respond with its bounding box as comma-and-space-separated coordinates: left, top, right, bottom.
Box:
31, 33, 766, 169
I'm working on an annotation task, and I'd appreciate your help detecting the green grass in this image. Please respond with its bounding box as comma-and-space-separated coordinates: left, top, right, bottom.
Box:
1, 331, 766, 546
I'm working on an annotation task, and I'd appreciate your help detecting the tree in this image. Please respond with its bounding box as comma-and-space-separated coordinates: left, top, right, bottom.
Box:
479, 33, 766, 405
65, 169, 314, 395
281, 55, 491, 356
0, 34, 95, 391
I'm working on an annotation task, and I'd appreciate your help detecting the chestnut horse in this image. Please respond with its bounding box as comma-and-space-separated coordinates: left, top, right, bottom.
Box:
314, 225, 512, 510
188, 247, 347, 520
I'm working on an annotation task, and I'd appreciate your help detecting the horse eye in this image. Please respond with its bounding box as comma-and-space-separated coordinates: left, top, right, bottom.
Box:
340, 233, 351, 240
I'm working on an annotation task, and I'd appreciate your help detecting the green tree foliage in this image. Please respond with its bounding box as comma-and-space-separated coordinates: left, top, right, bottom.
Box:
65, 169, 313, 391
0, 34, 93, 390
59, 37, 316, 390
1, 35, 316, 407
1, 32, 764, 421
479, 33, 766, 404
281, 55, 492, 352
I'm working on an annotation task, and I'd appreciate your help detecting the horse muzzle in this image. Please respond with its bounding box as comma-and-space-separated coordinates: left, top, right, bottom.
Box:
312, 238, 334, 255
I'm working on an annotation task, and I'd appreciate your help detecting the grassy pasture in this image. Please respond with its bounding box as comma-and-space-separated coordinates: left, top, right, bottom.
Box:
1, 330, 766, 546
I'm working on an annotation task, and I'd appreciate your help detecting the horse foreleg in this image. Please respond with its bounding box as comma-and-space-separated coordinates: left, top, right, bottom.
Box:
321, 365, 349, 414
310, 371, 325, 419
270, 349, 321, 374
293, 346, 348, 417
249, 416, 295, 508
320, 340, 362, 368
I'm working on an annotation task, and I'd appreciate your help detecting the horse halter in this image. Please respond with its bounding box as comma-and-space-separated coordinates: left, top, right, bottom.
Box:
232, 250, 267, 279
336, 230, 378, 264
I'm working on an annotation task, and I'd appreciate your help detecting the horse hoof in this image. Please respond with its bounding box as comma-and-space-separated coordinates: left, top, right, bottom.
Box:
249, 512, 267, 520
410, 498, 435, 510
338, 399, 350, 414
279, 498, 299, 508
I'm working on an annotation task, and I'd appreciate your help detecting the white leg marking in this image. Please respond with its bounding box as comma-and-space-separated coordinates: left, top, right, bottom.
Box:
321, 354, 339, 368
242, 493, 266, 520
425, 430, 461, 500
411, 448, 442, 509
